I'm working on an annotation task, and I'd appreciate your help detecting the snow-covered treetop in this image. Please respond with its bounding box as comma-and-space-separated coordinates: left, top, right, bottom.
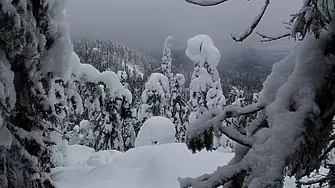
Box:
117, 71, 128, 81
174, 74, 186, 87
161, 36, 173, 79
186, 35, 221, 69
142, 73, 170, 103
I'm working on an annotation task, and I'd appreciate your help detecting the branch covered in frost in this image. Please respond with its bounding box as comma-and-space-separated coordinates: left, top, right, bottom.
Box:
319, 139, 335, 162
256, 32, 291, 42
185, 0, 230, 6
178, 163, 245, 188
232, 0, 270, 42
218, 125, 253, 147
296, 176, 335, 186
186, 104, 264, 147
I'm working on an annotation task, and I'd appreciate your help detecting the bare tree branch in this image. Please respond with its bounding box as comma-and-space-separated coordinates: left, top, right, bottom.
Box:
232, 0, 270, 42
256, 32, 290, 42
185, 0, 230, 6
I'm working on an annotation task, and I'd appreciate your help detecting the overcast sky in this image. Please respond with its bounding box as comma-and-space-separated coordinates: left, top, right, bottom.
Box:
66, 0, 302, 54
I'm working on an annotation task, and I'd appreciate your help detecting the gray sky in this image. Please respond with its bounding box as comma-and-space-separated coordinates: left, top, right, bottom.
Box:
66, 0, 302, 54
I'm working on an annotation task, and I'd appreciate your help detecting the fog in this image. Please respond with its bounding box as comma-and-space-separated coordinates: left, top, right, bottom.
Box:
66, 0, 301, 54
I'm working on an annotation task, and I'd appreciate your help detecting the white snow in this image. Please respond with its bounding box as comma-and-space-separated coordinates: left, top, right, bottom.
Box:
135, 116, 175, 147
0, 49, 16, 109
125, 63, 144, 78
0, 125, 12, 148
79, 120, 90, 130
52, 143, 234, 188
142, 73, 169, 104
174, 73, 185, 86
51, 143, 301, 188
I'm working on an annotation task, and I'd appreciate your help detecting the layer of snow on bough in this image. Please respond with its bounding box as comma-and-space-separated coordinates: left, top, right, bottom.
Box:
76, 64, 126, 97
135, 116, 175, 147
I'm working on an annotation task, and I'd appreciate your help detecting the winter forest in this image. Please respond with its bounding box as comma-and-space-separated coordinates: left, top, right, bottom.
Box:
0, 0, 335, 188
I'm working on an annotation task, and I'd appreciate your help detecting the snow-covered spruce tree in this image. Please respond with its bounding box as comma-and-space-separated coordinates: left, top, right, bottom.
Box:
117, 71, 136, 150
161, 36, 173, 119
187, 35, 225, 115
0, 0, 75, 187
161, 36, 174, 85
93, 71, 134, 151
170, 74, 188, 142
63, 52, 84, 131
138, 73, 170, 124
117, 70, 128, 88
186, 35, 226, 149
160, 36, 188, 142
179, 0, 335, 187
77, 64, 103, 126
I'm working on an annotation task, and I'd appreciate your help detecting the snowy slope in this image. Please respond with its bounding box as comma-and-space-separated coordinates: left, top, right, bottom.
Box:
51, 143, 302, 188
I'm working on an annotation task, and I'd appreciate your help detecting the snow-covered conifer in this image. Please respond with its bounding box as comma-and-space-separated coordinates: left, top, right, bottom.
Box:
138, 73, 169, 124
0, 0, 75, 187
117, 70, 128, 88
187, 35, 225, 115
161, 36, 173, 83
170, 74, 188, 142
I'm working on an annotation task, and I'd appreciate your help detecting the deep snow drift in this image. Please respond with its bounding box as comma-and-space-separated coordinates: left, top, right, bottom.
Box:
51, 143, 300, 188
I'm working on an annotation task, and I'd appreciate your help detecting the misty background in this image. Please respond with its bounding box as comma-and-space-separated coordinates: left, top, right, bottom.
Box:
66, 0, 302, 55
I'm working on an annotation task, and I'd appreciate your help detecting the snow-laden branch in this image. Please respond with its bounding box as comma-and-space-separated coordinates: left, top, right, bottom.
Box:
256, 32, 291, 42
296, 176, 335, 186
319, 139, 335, 162
186, 103, 264, 148
185, 0, 230, 6
178, 163, 245, 188
218, 125, 253, 147
232, 0, 270, 42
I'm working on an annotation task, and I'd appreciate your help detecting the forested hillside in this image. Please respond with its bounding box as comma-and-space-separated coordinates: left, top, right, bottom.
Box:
73, 39, 289, 102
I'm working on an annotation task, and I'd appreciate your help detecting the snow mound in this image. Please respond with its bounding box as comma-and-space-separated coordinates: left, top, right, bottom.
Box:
68, 145, 95, 166
87, 150, 124, 167
79, 120, 90, 130
135, 116, 176, 147
53, 143, 299, 188
53, 143, 234, 188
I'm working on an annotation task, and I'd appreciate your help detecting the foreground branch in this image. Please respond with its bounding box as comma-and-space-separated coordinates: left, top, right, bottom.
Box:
185, 0, 230, 6
319, 140, 335, 162
219, 125, 253, 147
256, 32, 290, 42
187, 104, 264, 140
232, 0, 270, 42
296, 176, 335, 186
178, 163, 245, 188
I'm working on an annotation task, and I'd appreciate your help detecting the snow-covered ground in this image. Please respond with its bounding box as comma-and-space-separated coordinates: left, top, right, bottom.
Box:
52, 143, 298, 188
